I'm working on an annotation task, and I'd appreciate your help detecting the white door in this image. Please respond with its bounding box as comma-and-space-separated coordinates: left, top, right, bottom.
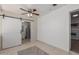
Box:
2, 17, 22, 49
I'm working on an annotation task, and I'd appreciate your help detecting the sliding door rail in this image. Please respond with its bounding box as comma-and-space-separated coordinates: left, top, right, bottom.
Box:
0, 14, 34, 21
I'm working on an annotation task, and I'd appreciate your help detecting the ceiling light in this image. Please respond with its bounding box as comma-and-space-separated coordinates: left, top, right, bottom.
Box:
30, 13, 32, 16
27, 14, 30, 16
27, 13, 32, 17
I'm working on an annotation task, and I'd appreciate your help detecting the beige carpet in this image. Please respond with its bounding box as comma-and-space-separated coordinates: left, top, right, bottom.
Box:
18, 46, 48, 55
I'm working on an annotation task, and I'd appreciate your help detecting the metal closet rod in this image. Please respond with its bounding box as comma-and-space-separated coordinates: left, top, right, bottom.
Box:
0, 14, 34, 21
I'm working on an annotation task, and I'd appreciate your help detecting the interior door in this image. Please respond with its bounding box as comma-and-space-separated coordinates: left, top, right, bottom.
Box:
2, 17, 22, 49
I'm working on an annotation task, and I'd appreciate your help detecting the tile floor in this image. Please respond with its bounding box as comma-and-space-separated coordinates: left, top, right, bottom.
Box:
0, 40, 78, 55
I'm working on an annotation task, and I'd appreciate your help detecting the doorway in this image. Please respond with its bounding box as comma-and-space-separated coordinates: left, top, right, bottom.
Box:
71, 9, 79, 53
21, 22, 31, 44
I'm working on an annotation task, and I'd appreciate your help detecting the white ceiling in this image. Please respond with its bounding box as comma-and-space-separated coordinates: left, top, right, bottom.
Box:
0, 4, 65, 18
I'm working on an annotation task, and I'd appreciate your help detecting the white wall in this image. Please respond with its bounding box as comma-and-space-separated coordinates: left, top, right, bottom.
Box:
37, 4, 79, 51
31, 19, 37, 42
0, 16, 2, 50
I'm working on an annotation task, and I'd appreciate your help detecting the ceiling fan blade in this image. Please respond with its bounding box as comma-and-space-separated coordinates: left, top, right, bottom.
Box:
21, 13, 28, 15
33, 9, 37, 12
20, 8, 28, 12
32, 13, 39, 16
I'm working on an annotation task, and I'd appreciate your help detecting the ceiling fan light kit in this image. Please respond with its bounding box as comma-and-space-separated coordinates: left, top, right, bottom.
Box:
27, 13, 32, 17
20, 8, 39, 16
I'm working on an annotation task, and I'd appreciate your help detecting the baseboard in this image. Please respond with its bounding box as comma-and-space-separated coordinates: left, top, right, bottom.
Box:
37, 39, 69, 53
70, 51, 79, 55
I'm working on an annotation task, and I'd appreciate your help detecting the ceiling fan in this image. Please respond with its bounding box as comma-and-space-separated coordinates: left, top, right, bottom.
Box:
20, 8, 39, 16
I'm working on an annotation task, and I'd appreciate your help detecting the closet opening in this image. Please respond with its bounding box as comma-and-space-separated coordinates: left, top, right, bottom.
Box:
70, 9, 79, 53
21, 22, 31, 44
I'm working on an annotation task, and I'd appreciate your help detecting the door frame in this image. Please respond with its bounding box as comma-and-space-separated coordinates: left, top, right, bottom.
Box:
69, 9, 79, 52
21, 21, 31, 43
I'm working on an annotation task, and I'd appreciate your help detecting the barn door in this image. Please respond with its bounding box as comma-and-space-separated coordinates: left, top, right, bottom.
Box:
2, 17, 22, 49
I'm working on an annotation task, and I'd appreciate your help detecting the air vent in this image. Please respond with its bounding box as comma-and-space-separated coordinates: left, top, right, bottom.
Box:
52, 4, 57, 6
